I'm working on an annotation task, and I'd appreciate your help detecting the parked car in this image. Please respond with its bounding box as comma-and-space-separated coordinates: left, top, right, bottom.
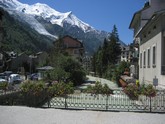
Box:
3, 71, 13, 77
0, 73, 7, 81
0, 78, 7, 83
30, 73, 39, 80
8, 74, 22, 84
0, 71, 13, 81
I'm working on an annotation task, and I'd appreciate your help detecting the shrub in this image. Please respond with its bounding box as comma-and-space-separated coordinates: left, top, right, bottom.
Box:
48, 82, 74, 97
140, 84, 156, 97
20, 80, 47, 106
102, 84, 113, 95
123, 83, 140, 100
21, 80, 46, 96
0, 82, 8, 91
85, 81, 113, 96
124, 83, 157, 100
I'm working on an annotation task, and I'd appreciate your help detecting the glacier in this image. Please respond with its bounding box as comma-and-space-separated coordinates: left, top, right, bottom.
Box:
0, 0, 95, 33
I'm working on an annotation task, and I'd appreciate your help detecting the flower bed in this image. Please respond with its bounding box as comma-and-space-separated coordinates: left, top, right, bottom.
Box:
123, 83, 156, 100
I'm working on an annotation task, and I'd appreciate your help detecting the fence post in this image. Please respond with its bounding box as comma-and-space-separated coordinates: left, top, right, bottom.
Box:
106, 95, 108, 110
150, 97, 152, 112
48, 96, 50, 108
65, 96, 67, 109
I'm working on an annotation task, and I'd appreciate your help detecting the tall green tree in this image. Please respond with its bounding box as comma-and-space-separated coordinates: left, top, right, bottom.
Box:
53, 36, 64, 54
95, 47, 103, 77
92, 25, 122, 79
102, 38, 109, 68
47, 37, 86, 85
107, 25, 121, 64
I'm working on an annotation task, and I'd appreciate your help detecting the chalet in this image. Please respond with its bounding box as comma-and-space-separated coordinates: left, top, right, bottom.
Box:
129, 0, 165, 88
61, 35, 84, 62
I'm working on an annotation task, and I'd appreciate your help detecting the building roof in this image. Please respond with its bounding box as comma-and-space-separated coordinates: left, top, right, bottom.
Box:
0, 10, 3, 20
37, 66, 54, 71
63, 35, 83, 45
129, 2, 150, 29
137, 10, 165, 37
129, 10, 141, 29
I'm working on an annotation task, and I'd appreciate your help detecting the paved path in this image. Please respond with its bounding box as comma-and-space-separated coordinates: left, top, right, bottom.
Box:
78, 75, 118, 89
87, 75, 118, 88
0, 106, 165, 124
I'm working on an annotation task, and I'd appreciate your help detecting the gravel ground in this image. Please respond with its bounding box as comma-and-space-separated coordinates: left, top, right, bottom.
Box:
0, 106, 165, 124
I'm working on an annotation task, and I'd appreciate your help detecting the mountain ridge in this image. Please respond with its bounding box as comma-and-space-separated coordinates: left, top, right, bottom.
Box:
0, 0, 126, 54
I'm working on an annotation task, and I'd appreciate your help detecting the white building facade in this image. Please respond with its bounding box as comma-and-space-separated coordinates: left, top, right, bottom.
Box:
139, 13, 165, 88
129, 0, 165, 88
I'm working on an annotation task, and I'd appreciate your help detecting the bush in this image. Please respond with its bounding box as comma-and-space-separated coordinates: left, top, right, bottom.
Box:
21, 80, 46, 96
85, 81, 113, 96
70, 70, 86, 86
0, 82, 8, 91
20, 80, 47, 106
124, 83, 157, 100
48, 82, 74, 97
123, 83, 140, 100
140, 84, 156, 97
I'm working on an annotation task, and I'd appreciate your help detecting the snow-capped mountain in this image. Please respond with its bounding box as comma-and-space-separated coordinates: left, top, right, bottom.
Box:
0, 0, 57, 38
20, 3, 95, 32
1, 0, 95, 33
0, 0, 125, 54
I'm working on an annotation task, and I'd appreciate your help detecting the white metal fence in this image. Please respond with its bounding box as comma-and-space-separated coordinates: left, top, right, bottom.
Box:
43, 89, 165, 113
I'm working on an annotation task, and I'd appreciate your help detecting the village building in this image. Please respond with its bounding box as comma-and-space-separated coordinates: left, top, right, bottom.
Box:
129, 0, 165, 88
82, 55, 92, 73
121, 45, 134, 62
61, 35, 85, 63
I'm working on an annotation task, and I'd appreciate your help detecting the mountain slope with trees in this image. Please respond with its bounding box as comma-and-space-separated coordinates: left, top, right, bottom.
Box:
0, 8, 54, 54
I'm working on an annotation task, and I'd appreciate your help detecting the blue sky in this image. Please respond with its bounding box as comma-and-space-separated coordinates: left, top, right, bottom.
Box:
19, 0, 146, 44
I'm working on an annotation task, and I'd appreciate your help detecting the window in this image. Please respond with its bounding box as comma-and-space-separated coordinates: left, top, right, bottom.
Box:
153, 46, 156, 67
148, 31, 151, 34
140, 53, 142, 68
153, 25, 156, 30
64, 43, 68, 48
143, 51, 146, 68
73, 49, 79, 54
147, 48, 150, 68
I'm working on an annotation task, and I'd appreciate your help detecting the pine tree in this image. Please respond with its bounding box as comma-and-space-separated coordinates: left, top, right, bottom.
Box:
107, 25, 121, 64
92, 25, 121, 78
102, 38, 109, 68
53, 36, 64, 54
95, 47, 103, 77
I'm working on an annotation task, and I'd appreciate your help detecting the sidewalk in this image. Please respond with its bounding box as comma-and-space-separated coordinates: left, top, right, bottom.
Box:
0, 106, 164, 124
